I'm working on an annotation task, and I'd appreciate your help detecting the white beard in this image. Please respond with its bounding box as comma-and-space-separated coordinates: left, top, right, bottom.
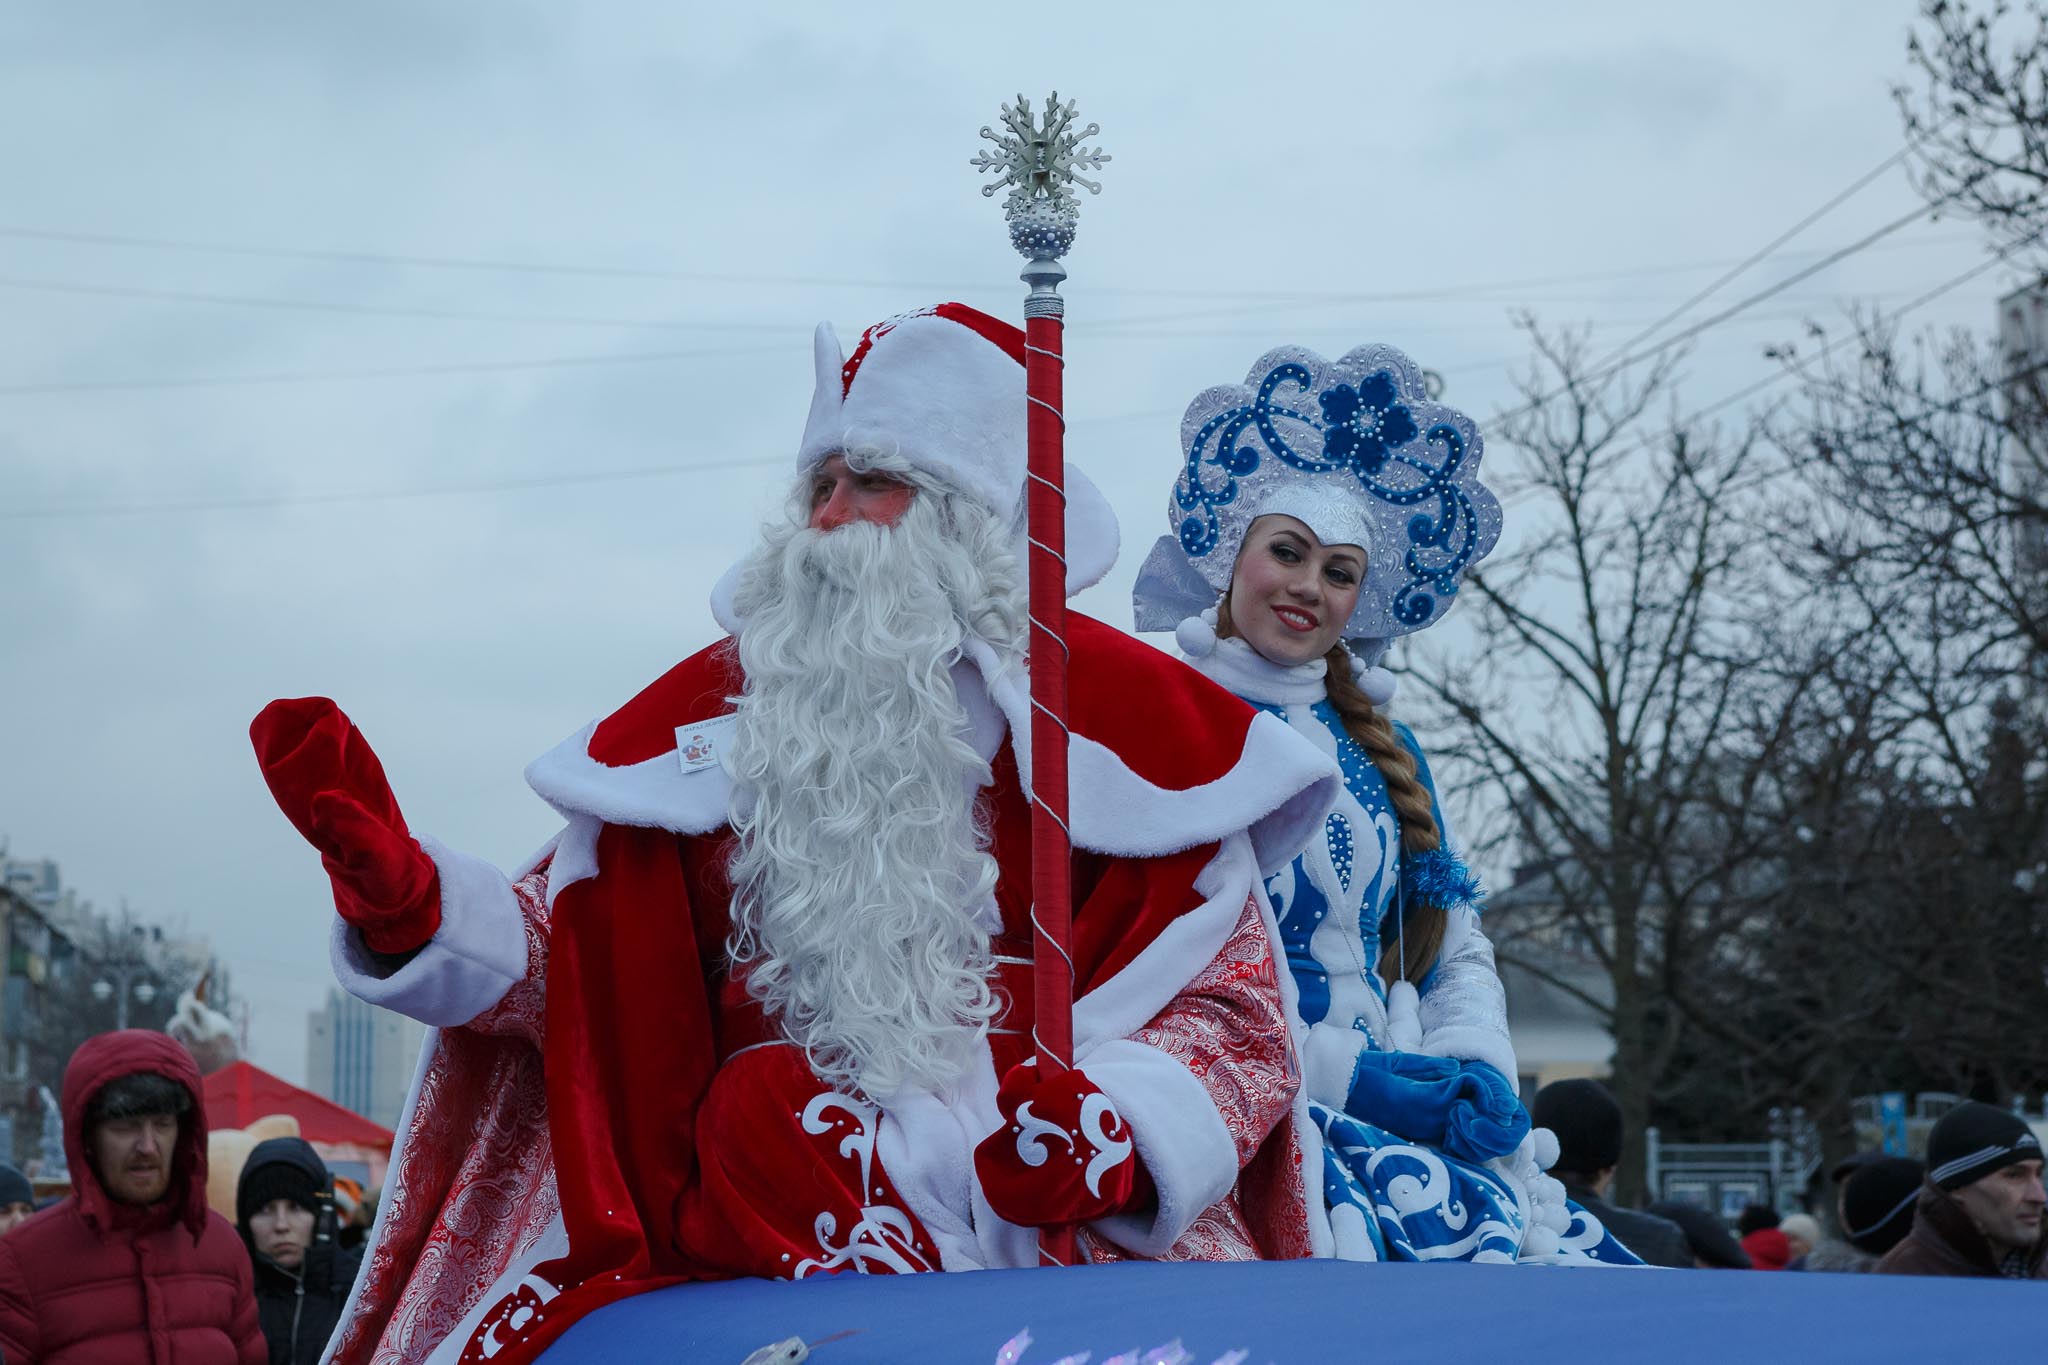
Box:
723, 482, 1025, 1101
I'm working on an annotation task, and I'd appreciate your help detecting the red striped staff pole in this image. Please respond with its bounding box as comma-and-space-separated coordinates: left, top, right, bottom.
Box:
973, 92, 1109, 1269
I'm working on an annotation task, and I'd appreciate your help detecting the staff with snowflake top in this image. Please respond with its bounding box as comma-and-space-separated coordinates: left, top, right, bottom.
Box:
972, 93, 1111, 1267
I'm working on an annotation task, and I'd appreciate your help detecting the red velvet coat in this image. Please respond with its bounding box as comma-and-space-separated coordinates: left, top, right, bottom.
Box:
0, 1030, 266, 1365
318, 613, 1337, 1365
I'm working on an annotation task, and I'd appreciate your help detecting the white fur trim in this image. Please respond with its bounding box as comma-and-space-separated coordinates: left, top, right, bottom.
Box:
1301, 1020, 1371, 1112
1247, 880, 1336, 1260
329, 836, 528, 1028
1072, 834, 1255, 1051
1384, 978, 1423, 1053
708, 558, 745, 637
1079, 1038, 1239, 1257
798, 321, 844, 468
972, 639, 1339, 875
1056, 463, 1120, 596
524, 721, 734, 836
1416, 1023, 1519, 1084
543, 815, 603, 912
873, 1043, 1029, 1272
798, 309, 1024, 518
1533, 1127, 1561, 1171
1180, 634, 1328, 707
529, 629, 1337, 868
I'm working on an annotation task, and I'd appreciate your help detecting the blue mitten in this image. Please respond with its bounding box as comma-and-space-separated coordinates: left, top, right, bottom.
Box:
1345, 1050, 1530, 1164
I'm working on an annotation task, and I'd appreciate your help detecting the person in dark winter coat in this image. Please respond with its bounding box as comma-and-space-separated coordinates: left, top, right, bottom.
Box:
1879, 1102, 2047, 1279
236, 1138, 362, 1365
0, 1029, 266, 1364
0, 1164, 35, 1236
1829, 1157, 1924, 1266
1530, 1079, 1693, 1268
1647, 1200, 1752, 1269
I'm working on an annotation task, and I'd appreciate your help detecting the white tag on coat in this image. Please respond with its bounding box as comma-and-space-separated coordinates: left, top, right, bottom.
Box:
674, 715, 737, 775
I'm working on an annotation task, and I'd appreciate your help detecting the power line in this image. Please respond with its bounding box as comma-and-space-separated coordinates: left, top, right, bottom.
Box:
0, 343, 788, 396
0, 454, 783, 520
1688, 239, 2046, 429
0, 220, 1977, 311
0, 272, 816, 334
3, 302, 1958, 400
1496, 200, 1943, 426
1590, 143, 1916, 373
0, 267, 1882, 339
0, 407, 1180, 521
1495, 229, 2046, 497
2, 243, 2020, 519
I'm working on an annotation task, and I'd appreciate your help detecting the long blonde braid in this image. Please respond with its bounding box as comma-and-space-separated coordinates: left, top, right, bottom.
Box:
1216, 594, 1447, 985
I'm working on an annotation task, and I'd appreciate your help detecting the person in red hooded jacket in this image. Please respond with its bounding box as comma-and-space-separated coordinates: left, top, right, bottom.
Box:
0, 1030, 265, 1365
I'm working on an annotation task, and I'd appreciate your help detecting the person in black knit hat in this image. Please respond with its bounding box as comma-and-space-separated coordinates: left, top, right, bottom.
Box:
1530, 1078, 1692, 1268
236, 1137, 363, 1364
1840, 1157, 1924, 1259
1878, 1101, 2046, 1279
0, 1163, 34, 1236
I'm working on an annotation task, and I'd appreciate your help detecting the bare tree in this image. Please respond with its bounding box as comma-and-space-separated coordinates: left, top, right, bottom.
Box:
1898, 0, 2048, 260
1407, 321, 1805, 1202
1768, 310, 2048, 1125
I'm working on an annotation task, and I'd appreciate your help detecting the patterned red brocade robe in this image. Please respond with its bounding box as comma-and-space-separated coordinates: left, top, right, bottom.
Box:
319, 614, 1337, 1365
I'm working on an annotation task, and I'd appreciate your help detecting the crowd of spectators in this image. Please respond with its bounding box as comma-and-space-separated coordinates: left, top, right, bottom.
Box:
0, 1030, 371, 1364
1530, 1080, 2046, 1281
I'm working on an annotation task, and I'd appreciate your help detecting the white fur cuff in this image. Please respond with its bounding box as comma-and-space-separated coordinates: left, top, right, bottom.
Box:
1302, 1021, 1371, 1112
1417, 1024, 1520, 1086
329, 835, 528, 1028
1079, 1038, 1239, 1258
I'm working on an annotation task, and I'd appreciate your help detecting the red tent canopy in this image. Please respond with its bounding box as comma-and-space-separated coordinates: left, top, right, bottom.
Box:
201, 1059, 393, 1149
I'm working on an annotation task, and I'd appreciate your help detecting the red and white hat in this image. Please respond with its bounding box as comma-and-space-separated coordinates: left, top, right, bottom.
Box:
796, 302, 1119, 595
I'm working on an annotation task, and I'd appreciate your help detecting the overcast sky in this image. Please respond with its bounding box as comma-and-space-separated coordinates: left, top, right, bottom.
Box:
0, 1, 2023, 1084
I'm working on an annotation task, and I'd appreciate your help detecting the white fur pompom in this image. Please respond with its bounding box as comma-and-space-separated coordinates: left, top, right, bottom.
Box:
1521, 1224, 1561, 1258
1358, 666, 1397, 706
1533, 1126, 1561, 1172
1385, 978, 1423, 1052
1175, 608, 1219, 658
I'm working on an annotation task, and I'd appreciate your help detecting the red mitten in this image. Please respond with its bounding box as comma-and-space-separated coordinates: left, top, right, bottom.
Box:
973, 1061, 1153, 1229
250, 697, 441, 954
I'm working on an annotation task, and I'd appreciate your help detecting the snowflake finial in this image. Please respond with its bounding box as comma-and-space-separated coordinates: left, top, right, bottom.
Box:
971, 91, 1110, 260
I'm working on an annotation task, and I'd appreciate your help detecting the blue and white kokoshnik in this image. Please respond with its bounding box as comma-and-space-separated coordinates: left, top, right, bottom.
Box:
1133, 343, 1503, 659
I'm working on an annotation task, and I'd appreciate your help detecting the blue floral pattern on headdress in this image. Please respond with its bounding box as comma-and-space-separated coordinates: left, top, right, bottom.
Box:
1154, 343, 1503, 642
1320, 373, 1419, 480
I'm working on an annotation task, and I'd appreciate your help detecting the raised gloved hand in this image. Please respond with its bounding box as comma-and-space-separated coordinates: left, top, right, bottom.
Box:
250, 697, 441, 954
973, 1061, 1153, 1228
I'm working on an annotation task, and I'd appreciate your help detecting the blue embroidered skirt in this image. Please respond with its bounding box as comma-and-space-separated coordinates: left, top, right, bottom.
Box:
1313, 1103, 1644, 1265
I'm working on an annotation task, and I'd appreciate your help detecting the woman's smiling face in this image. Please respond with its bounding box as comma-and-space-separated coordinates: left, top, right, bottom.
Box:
1227, 514, 1366, 666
